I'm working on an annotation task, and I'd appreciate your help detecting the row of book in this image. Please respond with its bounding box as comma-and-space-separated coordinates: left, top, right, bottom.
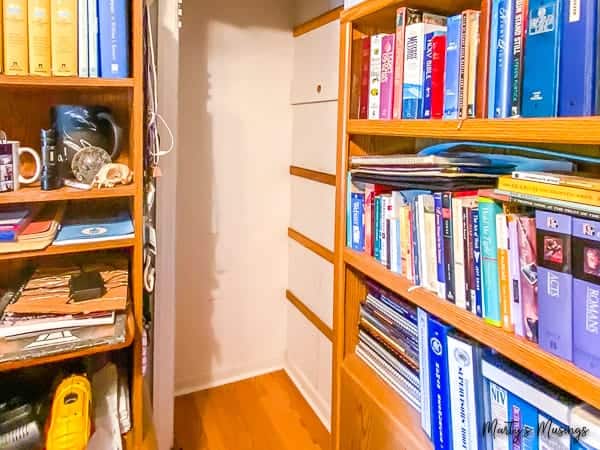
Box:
347, 153, 600, 379
357, 279, 600, 450
1, 0, 129, 78
361, 0, 599, 120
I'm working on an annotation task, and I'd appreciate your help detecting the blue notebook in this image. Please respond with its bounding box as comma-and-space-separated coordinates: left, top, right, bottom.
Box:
54, 210, 134, 246
98, 0, 130, 78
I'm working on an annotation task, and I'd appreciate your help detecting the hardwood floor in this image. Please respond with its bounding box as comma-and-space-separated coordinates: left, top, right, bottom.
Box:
174, 370, 330, 450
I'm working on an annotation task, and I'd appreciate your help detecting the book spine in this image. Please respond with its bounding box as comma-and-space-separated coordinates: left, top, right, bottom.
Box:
400, 205, 411, 278
443, 14, 462, 119
51, 0, 77, 76
417, 308, 432, 438
538, 414, 572, 449
78, 0, 89, 77
499, 176, 600, 207
411, 199, 421, 285
98, 0, 129, 77
351, 192, 365, 251
497, 213, 513, 331
494, 0, 515, 118
472, 208, 484, 317
365, 185, 375, 256
431, 34, 447, 119
374, 196, 382, 261
559, 0, 597, 116
479, 198, 502, 326
511, 0, 528, 116
508, 393, 540, 450
403, 15, 424, 119
416, 196, 428, 287
457, 13, 468, 119
596, 0, 600, 115
346, 172, 353, 248
368, 34, 383, 119
87, 0, 98, 77
428, 316, 453, 450
380, 196, 391, 266
389, 218, 399, 273
442, 193, 455, 303
517, 216, 539, 343
4, 0, 29, 75
536, 210, 573, 360
487, 0, 501, 118
422, 32, 435, 119
466, 11, 480, 118
393, 8, 407, 119
379, 34, 395, 119
28, 0, 51, 76
463, 207, 475, 313
434, 193, 447, 299
476, 0, 492, 117
452, 197, 468, 309
359, 37, 371, 119
521, 0, 562, 117
508, 215, 524, 337
487, 381, 510, 450
424, 197, 438, 293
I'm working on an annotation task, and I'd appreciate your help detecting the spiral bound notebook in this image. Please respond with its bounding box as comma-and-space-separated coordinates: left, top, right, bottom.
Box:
53, 210, 134, 246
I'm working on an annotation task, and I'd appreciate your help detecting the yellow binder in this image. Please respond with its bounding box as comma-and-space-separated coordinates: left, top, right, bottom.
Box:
28, 0, 51, 76
51, 0, 77, 76
4, 0, 29, 75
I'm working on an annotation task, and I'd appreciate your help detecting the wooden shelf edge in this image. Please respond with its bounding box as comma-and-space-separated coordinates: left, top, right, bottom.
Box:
286, 289, 334, 342
0, 75, 134, 88
348, 118, 600, 145
344, 247, 600, 409
340, 0, 399, 23
0, 238, 135, 261
343, 353, 433, 449
0, 184, 137, 205
0, 311, 135, 372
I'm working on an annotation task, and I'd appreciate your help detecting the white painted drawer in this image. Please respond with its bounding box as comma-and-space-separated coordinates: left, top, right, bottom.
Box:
291, 20, 340, 105
290, 177, 335, 251
288, 238, 334, 328
292, 101, 338, 175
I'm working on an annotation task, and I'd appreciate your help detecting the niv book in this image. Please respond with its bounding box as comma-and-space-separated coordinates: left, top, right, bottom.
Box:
53, 210, 134, 246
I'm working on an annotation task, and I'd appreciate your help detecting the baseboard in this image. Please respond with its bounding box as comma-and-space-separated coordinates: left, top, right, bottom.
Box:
285, 362, 331, 431
174, 362, 284, 397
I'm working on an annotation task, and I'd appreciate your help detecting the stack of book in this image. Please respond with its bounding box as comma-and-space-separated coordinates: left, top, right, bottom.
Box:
347, 151, 600, 379
356, 280, 420, 410
1, 0, 129, 78
0, 204, 65, 254
361, 0, 600, 120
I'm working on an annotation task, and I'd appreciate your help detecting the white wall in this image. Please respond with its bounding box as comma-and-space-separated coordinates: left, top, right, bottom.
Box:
293, 0, 343, 25
175, 0, 294, 394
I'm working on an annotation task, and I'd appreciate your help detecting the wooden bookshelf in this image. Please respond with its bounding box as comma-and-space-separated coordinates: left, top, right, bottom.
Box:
331, 1, 600, 449
0, 0, 146, 447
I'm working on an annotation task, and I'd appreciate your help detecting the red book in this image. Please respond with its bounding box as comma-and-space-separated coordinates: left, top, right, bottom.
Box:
430, 34, 446, 119
359, 37, 371, 119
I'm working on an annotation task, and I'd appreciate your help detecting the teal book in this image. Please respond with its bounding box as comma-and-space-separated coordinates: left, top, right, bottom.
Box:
374, 196, 382, 261
478, 197, 502, 326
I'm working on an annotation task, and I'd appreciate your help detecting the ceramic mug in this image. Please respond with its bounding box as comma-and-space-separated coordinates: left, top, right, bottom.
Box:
0, 141, 42, 192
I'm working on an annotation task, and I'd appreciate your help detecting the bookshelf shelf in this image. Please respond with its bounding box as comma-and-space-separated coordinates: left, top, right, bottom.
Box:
343, 248, 600, 412
348, 118, 600, 145
0, 184, 136, 205
0, 310, 135, 373
0, 75, 134, 89
0, 238, 135, 262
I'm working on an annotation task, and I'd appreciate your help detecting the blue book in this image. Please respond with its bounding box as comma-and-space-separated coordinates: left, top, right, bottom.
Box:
521, 0, 562, 117
471, 208, 484, 317
422, 32, 435, 119
98, 0, 130, 78
428, 315, 453, 450
494, 0, 516, 117
0, 231, 17, 242
374, 196, 382, 261
508, 393, 538, 450
346, 173, 353, 248
350, 192, 365, 251
417, 308, 432, 438
559, 0, 598, 116
478, 198, 502, 326
88, 0, 99, 77
54, 210, 134, 245
434, 193, 446, 299
488, 0, 501, 118
443, 15, 462, 119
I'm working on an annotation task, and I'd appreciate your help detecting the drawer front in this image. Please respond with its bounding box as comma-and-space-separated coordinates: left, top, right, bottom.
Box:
288, 238, 334, 328
290, 177, 335, 251
291, 20, 340, 105
292, 101, 338, 175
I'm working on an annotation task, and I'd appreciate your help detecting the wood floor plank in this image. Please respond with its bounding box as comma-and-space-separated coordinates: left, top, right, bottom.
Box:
174, 370, 330, 450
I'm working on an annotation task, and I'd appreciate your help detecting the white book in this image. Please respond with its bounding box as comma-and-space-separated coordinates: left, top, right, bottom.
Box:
87, 0, 98, 77
570, 404, 600, 449
380, 194, 392, 267
496, 213, 512, 330
416, 195, 428, 289
423, 195, 438, 293
389, 219, 400, 273
447, 334, 480, 450
488, 381, 509, 450
417, 308, 431, 438
78, 0, 89, 77
507, 214, 524, 336
368, 34, 383, 119
452, 196, 477, 309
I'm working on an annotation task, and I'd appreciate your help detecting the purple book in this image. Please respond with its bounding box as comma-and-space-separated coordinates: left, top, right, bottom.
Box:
536, 211, 573, 361
508, 216, 524, 337
572, 218, 600, 377
379, 34, 396, 120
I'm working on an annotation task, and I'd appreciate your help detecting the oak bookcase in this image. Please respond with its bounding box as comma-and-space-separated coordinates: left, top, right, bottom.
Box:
331, 1, 600, 449
0, 0, 148, 447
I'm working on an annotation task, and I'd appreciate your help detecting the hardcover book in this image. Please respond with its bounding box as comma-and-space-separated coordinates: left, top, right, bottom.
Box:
479, 197, 503, 326
443, 14, 463, 119
558, 0, 598, 116
28, 0, 51, 76
51, 0, 77, 76
359, 37, 371, 119
572, 217, 600, 377
379, 34, 396, 120
431, 33, 447, 119
4, 0, 29, 75
521, 0, 562, 117
511, 0, 528, 116
517, 215, 539, 342
536, 211, 573, 360
494, 0, 516, 118
402, 10, 424, 119
98, 0, 130, 77
369, 34, 383, 119
393, 8, 409, 119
